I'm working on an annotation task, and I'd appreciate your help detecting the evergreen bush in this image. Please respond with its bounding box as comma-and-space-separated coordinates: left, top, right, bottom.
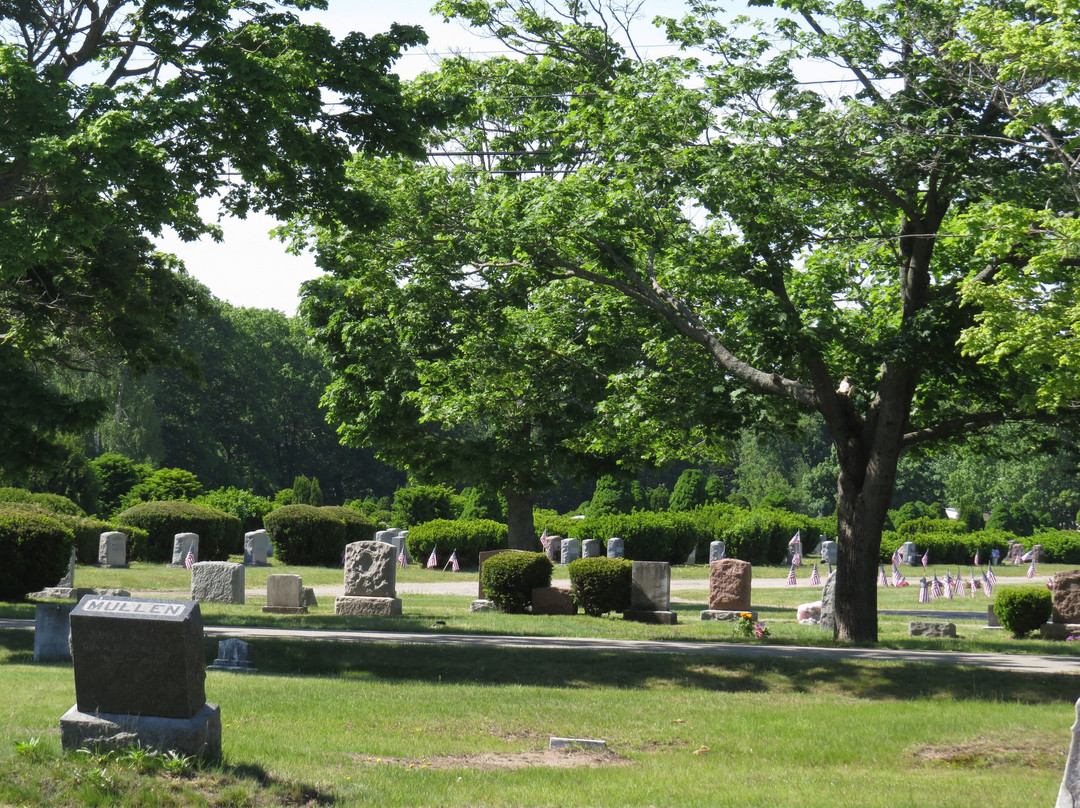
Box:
577, 511, 699, 564
0, 487, 84, 516
896, 517, 964, 536
669, 469, 707, 512
568, 557, 632, 616
993, 586, 1052, 638
119, 469, 203, 511
391, 485, 456, 527
194, 487, 275, 533
407, 519, 508, 568
459, 486, 504, 521
722, 508, 818, 565
1031, 529, 1080, 564
587, 475, 635, 518
263, 504, 346, 566
878, 530, 1014, 565
0, 507, 74, 601
480, 551, 553, 613
115, 500, 242, 562
320, 506, 377, 543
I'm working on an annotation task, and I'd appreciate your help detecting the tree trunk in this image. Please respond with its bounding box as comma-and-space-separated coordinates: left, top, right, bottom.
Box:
504, 489, 537, 550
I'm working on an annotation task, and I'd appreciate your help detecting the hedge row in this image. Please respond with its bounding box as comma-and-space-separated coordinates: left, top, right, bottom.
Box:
0, 487, 84, 516
0, 507, 74, 602
406, 519, 508, 568
115, 501, 242, 562
879, 529, 1015, 565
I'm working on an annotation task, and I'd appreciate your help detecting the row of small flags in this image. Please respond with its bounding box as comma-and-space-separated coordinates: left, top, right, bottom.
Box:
786, 562, 826, 586
895, 547, 1039, 569
412, 547, 460, 572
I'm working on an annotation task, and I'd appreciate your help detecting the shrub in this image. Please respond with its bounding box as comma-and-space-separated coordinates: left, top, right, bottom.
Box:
459, 486, 504, 521
291, 475, 323, 507
1031, 529, 1080, 564
568, 557, 632, 616
683, 504, 750, 561
986, 503, 1048, 537
669, 469, 707, 512
89, 453, 145, 517
263, 504, 346, 566
119, 469, 203, 511
721, 508, 819, 565
320, 506, 377, 543
896, 518, 964, 537
993, 586, 1052, 638
480, 551, 553, 613
115, 501, 242, 562
0, 507, 74, 601
407, 519, 508, 568
194, 487, 275, 533
879, 529, 1014, 565
577, 511, 701, 564
587, 475, 635, 518
391, 485, 456, 527
0, 488, 84, 516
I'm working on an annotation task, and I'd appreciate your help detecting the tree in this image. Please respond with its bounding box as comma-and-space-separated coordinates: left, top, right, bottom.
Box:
355, 0, 1076, 641
587, 475, 635, 517
669, 470, 707, 512
0, 0, 438, 476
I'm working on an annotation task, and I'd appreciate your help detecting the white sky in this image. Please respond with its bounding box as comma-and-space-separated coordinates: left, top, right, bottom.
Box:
156, 0, 702, 314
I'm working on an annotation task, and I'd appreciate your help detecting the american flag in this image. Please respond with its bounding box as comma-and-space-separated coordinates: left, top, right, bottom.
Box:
930, 575, 943, 599
918, 578, 929, 603
398, 551, 407, 569
1027, 559, 1037, 579
952, 571, 965, 597
184, 550, 194, 570
974, 550, 980, 566
921, 551, 929, 568
811, 564, 821, 586
981, 570, 993, 597
986, 565, 997, 587
789, 530, 801, 546
427, 547, 438, 569
943, 571, 954, 599
786, 565, 797, 586
891, 550, 900, 566
878, 565, 887, 587
539, 529, 551, 553
892, 563, 903, 587
969, 569, 979, 596
449, 550, 460, 572
792, 552, 802, 567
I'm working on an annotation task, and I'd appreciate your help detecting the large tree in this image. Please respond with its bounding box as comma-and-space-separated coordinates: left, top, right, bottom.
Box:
0, 0, 436, 475
310, 0, 1078, 641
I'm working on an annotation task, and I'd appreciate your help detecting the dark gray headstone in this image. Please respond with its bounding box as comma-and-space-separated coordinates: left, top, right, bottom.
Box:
581, 539, 601, 559
68, 596, 205, 719
709, 540, 726, 563
630, 561, 671, 611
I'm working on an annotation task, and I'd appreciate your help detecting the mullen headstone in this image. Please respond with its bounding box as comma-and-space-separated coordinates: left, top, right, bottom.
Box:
97, 531, 128, 568
624, 560, 676, 624
708, 540, 726, 563
606, 537, 624, 559
819, 540, 838, 565
191, 562, 245, 605
560, 538, 581, 565
263, 573, 307, 614
170, 533, 199, 567
819, 572, 838, 634
335, 541, 402, 617
243, 530, 271, 566
61, 595, 220, 760
581, 538, 601, 559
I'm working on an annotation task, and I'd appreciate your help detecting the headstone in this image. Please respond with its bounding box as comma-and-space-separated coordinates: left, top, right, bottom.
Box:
987, 604, 1000, 627
908, 621, 957, 638
581, 539, 601, 559
606, 537, 624, 559
624, 560, 676, 624
302, 586, 318, 608
787, 540, 803, 565
1057, 697, 1080, 808
700, 609, 757, 622
819, 572, 837, 633
532, 586, 577, 615
335, 540, 402, 617
169, 533, 199, 567
707, 559, 752, 611
34, 602, 75, 662
1052, 571, 1080, 623
708, 540, 726, 563
243, 530, 271, 566
1032, 544, 1045, 563
470, 599, 495, 612
685, 547, 697, 565
97, 532, 128, 568
207, 638, 255, 671
59, 548, 76, 589
819, 540, 838, 565
191, 562, 245, 605
263, 574, 307, 614
899, 541, 918, 566
1005, 541, 1025, 564
560, 538, 580, 565
61, 595, 221, 760
550, 737, 607, 751
540, 535, 562, 564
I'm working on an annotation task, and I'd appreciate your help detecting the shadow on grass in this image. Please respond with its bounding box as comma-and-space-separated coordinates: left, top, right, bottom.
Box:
228, 635, 1078, 705
0, 628, 35, 664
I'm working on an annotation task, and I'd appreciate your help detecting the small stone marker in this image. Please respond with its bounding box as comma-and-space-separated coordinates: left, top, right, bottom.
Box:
624, 560, 676, 624
1056, 697, 1080, 808
606, 537, 624, 559
899, 540, 918, 566
708, 540, 726, 563
170, 532, 199, 567
550, 737, 607, 751
819, 572, 838, 634
470, 599, 495, 612
819, 540, 838, 565
701, 609, 757, 622
1032, 543, 1045, 563
97, 531, 128, 568
581, 538, 601, 559
207, 638, 255, 671
61, 595, 221, 760
335, 541, 402, 617
302, 586, 318, 607
986, 605, 1001, 628
191, 561, 245, 605
34, 602, 76, 662
1005, 541, 1025, 564
243, 530, 271, 566
263, 574, 307, 614
560, 538, 581, 565
531, 586, 577, 615
908, 621, 957, 638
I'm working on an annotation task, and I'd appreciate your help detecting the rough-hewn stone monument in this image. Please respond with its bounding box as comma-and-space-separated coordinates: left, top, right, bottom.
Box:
335, 540, 402, 616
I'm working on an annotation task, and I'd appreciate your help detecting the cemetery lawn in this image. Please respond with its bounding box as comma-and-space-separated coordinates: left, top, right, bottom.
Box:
0, 622, 1071, 808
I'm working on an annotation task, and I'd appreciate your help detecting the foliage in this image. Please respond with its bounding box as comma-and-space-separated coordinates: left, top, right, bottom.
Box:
263, 505, 346, 567
1030, 530, 1080, 564
114, 500, 241, 562
319, 506, 377, 544
119, 468, 203, 511
292, 476, 324, 508
576, 511, 701, 564
670, 470, 707, 512
459, 485, 505, 521
479, 551, 553, 613
567, 556, 632, 616
993, 586, 1052, 639
587, 475, 635, 518
896, 518, 966, 537
14, 434, 101, 514
0, 507, 73, 601
722, 509, 818, 566
888, 502, 946, 531
957, 502, 986, 532
0, 488, 83, 516
880, 529, 1014, 565
986, 502, 1050, 537
406, 519, 509, 568
89, 453, 146, 517
391, 485, 457, 528
193, 487, 275, 534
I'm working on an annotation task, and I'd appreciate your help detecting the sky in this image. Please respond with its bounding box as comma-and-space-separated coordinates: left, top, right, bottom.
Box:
158, 1, 694, 315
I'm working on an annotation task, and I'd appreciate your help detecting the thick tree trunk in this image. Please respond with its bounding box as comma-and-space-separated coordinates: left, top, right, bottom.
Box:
504, 489, 537, 550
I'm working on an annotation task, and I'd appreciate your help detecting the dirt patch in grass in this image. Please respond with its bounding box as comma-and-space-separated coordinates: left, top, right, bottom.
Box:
911, 734, 1066, 769
352, 748, 632, 771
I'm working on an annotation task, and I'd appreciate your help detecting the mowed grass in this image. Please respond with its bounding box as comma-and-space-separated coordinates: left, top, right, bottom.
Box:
0, 624, 1073, 808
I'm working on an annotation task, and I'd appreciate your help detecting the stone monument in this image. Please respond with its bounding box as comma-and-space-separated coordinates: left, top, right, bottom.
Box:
169, 533, 199, 567
207, 638, 255, 671
606, 537, 624, 559
624, 560, 676, 624
243, 530, 271, 566
708, 540, 726, 563
560, 538, 581, 565
335, 541, 402, 616
819, 572, 838, 633
701, 558, 755, 622
581, 538, 601, 559
819, 540, 838, 565
97, 531, 127, 568
60, 595, 221, 760
263, 573, 307, 614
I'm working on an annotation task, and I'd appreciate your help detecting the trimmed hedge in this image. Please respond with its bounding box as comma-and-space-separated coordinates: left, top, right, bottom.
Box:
720, 508, 820, 565
576, 511, 701, 564
879, 529, 1015, 565
263, 504, 346, 566
115, 501, 242, 562
0, 507, 74, 601
0, 487, 85, 516
407, 519, 508, 568
993, 586, 1052, 638
568, 557, 632, 616
480, 551, 553, 613
320, 506, 377, 544
1030, 530, 1080, 564
895, 517, 965, 537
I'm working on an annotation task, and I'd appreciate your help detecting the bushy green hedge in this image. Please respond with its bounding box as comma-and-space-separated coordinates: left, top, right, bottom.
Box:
879, 529, 1015, 565
576, 511, 701, 564
0, 487, 85, 516
480, 551, 553, 613
1030, 530, 1080, 564
0, 507, 74, 601
115, 501, 242, 562
263, 505, 346, 566
993, 586, 1052, 638
681, 504, 750, 560
194, 487, 275, 533
319, 506, 377, 544
391, 485, 457, 527
720, 508, 819, 565
407, 519, 508, 568
895, 517, 965, 537
568, 557, 632, 616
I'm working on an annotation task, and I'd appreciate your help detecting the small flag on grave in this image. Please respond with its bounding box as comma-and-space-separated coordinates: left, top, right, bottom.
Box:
427, 547, 438, 569
811, 564, 821, 586
921, 551, 929, 568
449, 550, 460, 572
786, 565, 797, 586
184, 550, 194, 570
878, 565, 887, 587
918, 578, 929, 603
944, 570, 953, 600
930, 574, 943, 599
398, 551, 407, 569
1027, 559, 1037, 579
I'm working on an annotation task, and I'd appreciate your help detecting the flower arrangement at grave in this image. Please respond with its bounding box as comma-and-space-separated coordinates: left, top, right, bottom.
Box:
735, 612, 755, 638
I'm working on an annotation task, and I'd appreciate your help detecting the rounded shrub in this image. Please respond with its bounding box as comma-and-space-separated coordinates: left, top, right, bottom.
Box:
115, 501, 242, 562
993, 586, 1052, 638
407, 519, 508, 568
0, 487, 84, 516
480, 551, 553, 613
0, 507, 74, 601
391, 485, 456, 527
194, 487, 275, 533
319, 506, 377, 544
1030, 529, 1080, 564
263, 504, 347, 566
568, 557, 632, 616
